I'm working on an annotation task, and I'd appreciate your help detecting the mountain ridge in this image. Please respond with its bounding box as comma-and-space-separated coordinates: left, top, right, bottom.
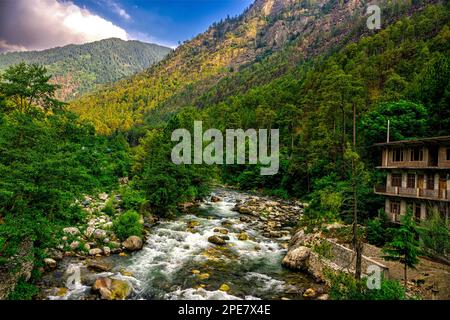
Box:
0, 38, 172, 101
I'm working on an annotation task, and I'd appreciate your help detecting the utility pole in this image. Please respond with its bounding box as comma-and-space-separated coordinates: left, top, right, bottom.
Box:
387, 119, 390, 143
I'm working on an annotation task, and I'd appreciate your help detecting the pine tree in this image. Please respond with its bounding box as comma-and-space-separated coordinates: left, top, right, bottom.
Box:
383, 210, 420, 287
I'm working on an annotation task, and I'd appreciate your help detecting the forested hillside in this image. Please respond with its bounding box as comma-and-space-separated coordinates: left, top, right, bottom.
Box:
0, 38, 171, 101
128, 3, 449, 221
70, 0, 441, 134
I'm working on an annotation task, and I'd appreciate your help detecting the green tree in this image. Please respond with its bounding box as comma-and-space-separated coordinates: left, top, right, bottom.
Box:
418, 210, 450, 259
383, 210, 420, 287
0, 63, 64, 113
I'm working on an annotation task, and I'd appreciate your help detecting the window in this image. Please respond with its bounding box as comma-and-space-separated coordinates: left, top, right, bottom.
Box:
391, 174, 402, 187
447, 148, 450, 161
414, 203, 421, 221
407, 174, 416, 188
410, 147, 423, 161
426, 174, 435, 190
390, 201, 401, 215
392, 149, 404, 162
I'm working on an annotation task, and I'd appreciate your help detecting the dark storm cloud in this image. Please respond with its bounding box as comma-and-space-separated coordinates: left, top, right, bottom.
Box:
0, 0, 128, 53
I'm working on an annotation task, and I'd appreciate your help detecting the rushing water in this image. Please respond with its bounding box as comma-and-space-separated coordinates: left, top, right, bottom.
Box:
44, 189, 315, 300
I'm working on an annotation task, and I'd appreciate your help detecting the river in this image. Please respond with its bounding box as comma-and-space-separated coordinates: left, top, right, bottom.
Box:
42, 189, 316, 300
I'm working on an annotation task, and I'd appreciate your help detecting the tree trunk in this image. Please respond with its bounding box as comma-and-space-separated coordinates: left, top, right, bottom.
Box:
404, 264, 408, 288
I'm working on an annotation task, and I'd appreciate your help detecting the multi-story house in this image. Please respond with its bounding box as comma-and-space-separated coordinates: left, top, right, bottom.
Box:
374, 136, 450, 224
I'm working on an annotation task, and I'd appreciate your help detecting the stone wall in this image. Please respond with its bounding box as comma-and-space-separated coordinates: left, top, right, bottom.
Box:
282, 229, 389, 283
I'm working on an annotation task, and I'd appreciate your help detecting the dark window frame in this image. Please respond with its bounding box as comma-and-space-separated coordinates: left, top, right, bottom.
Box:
410, 147, 424, 162
391, 174, 402, 187
426, 174, 435, 190
390, 201, 401, 215
392, 149, 404, 162
407, 174, 416, 188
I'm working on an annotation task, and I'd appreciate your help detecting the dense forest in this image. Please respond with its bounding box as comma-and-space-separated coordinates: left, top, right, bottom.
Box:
0, 0, 449, 300
0, 38, 171, 101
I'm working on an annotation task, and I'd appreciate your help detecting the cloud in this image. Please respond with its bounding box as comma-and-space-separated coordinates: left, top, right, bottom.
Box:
0, 0, 129, 53
104, 0, 131, 20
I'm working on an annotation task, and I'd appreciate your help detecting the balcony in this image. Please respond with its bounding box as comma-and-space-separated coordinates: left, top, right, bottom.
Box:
374, 185, 449, 201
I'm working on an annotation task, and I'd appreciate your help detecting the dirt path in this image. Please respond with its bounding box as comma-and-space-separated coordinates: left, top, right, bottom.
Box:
364, 244, 450, 300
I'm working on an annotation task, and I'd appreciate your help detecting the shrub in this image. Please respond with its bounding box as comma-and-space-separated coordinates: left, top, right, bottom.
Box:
113, 210, 143, 241
102, 198, 116, 216
7, 278, 39, 300
418, 210, 450, 259
366, 210, 391, 246
120, 187, 147, 212
327, 270, 406, 300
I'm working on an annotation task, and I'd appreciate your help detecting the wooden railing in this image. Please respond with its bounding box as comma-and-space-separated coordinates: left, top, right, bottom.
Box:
374, 185, 449, 200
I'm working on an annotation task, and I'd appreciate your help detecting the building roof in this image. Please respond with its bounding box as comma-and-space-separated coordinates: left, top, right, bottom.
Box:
373, 136, 450, 147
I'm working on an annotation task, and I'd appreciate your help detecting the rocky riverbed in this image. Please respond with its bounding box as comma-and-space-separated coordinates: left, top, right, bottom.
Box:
37, 188, 329, 300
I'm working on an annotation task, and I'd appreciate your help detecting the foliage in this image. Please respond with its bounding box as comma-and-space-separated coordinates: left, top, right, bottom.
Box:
418, 210, 450, 259
383, 210, 420, 285
327, 270, 406, 300
119, 186, 148, 213
0, 38, 171, 101
367, 210, 392, 246
113, 210, 143, 241
0, 63, 130, 264
7, 278, 39, 300
0, 62, 64, 113
102, 198, 116, 216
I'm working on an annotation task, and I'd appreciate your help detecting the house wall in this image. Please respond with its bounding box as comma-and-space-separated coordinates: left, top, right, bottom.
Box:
438, 147, 450, 168
384, 147, 429, 167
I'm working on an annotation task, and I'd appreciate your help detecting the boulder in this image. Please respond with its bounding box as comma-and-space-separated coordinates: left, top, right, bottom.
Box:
63, 227, 80, 236
103, 246, 111, 256
282, 246, 311, 270
93, 229, 107, 239
86, 259, 112, 272
89, 248, 103, 256
92, 277, 131, 300
237, 206, 253, 215
69, 241, 80, 250
238, 232, 249, 241
122, 236, 143, 251
219, 284, 230, 292
208, 235, 226, 246
198, 273, 210, 280
303, 288, 317, 299
211, 196, 221, 202
44, 258, 57, 269
98, 193, 109, 201
213, 228, 228, 235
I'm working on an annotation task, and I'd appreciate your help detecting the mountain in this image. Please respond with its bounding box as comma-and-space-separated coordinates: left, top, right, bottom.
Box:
69, 0, 442, 134
0, 38, 172, 101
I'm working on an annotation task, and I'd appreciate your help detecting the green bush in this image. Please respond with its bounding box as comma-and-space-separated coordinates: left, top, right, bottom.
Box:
120, 187, 147, 212
366, 210, 391, 246
7, 278, 39, 300
327, 271, 406, 300
418, 210, 450, 259
113, 210, 143, 241
102, 198, 116, 216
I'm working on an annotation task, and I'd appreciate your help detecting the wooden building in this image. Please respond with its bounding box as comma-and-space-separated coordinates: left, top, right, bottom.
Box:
374, 136, 450, 223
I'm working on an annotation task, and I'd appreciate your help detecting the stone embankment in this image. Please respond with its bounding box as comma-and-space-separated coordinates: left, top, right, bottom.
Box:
282, 226, 389, 283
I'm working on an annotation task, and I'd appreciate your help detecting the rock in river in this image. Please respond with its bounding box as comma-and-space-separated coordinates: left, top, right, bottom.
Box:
86, 259, 112, 272
122, 236, 143, 251
208, 235, 226, 246
92, 277, 132, 300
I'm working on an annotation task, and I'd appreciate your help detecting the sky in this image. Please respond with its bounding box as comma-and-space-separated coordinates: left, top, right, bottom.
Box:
0, 0, 254, 52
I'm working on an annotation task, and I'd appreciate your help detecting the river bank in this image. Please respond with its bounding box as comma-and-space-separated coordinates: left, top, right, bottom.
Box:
37, 188, 329, 300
